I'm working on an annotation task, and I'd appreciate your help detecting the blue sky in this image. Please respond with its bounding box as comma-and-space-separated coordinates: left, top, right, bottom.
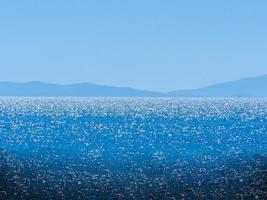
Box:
0, 0, 267, 91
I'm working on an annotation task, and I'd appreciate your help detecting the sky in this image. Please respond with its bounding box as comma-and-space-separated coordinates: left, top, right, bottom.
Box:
0, 0, 267, 91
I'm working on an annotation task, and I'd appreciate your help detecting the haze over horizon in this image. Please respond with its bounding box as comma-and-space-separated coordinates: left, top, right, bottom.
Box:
1, 1, 267, 91
0, 73, 267, 92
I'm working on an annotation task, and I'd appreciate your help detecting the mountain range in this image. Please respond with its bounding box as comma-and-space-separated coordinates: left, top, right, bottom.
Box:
168, 74, 267, 97
0, 75, 266, 97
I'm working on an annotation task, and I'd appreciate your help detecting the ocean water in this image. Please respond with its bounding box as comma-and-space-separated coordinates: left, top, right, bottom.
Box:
0, 97, 266, 200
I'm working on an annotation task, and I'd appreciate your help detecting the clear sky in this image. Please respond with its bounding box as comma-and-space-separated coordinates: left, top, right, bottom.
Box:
1, 0, 267, 91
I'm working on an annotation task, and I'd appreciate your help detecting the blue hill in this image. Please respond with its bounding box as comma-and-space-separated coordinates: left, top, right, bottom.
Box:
0, 81, 163, 97
169, 75, 267, 97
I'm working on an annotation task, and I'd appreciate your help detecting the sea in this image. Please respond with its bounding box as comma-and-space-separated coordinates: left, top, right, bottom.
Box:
0, 97, 266, 200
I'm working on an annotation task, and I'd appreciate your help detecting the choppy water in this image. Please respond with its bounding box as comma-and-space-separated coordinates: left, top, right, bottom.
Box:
0, 98, 266, 200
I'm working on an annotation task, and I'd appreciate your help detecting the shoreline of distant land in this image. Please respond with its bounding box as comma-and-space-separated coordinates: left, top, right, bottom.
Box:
0, 74, 266, 97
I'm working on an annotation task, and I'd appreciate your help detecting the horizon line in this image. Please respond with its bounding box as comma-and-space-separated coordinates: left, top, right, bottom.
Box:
0, 73, 266, 93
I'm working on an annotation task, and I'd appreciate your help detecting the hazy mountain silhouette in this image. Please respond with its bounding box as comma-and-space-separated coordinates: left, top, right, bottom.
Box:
0, 81, 163, 97
0, 75, 266, 97
169, 74, 267, 97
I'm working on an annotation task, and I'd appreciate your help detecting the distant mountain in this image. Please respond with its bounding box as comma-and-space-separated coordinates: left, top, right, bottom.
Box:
0, 75, 267, 97
169, 74, 267, 97
0, 81, 163, 97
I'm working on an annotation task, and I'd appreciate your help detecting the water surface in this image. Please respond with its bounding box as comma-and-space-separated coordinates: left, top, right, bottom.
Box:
0, 98, 266, 199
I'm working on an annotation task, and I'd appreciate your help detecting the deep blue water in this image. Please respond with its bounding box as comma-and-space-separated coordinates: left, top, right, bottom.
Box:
0, 98, 266, 200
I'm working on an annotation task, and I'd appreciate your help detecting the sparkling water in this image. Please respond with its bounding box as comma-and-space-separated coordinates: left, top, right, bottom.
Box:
0, 98, 266, 199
